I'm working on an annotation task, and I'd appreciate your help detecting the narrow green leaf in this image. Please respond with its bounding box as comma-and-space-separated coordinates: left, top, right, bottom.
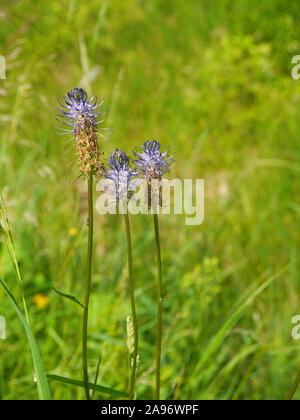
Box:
94, 0, 110, 42
53, 287, 84, 309
0, 277, 52, 400
195, 266, 288, 375
92, 343, 106, 400
47, 374, 128, 398
286, 369, 300, 400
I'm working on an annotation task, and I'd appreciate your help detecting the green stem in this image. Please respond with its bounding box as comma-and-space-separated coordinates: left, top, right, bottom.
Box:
153, 214, 162, 400
82, 172, 94, 400
286, 367, 300, 400
124, 213, 138, 400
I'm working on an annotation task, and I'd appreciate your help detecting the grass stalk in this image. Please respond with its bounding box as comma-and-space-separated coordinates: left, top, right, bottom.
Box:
124, 213, 138, 400
286, 367, 300, 400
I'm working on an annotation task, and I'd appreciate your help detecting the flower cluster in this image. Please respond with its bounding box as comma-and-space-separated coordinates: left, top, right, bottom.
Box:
57, 89, 175, 197
57, 88, 106, 177
101, 141, 175, 209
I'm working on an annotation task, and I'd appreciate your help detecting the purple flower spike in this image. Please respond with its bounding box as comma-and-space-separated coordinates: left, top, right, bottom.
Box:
56, 87, 107, 176
56, 87, 106, 135
133, 140, 175, 181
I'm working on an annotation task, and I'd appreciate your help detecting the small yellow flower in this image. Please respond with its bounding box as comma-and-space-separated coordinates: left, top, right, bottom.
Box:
33, 293, 50, 309
69, 227, 79, 236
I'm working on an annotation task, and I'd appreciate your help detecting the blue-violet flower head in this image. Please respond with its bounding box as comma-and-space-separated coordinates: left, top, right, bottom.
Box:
104, 149, 137, 204
56, 88, 107, 177
56, 87, 105, 135
133, 140, 174, 181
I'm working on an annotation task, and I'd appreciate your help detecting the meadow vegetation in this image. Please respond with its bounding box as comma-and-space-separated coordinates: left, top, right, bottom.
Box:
0, 0, 300, 400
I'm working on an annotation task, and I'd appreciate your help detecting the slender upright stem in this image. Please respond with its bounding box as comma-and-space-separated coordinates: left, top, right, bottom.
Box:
124, 213, 138, 400
82, 172, 94, 400
153, 214, 163, 400
286, 367, 300, 400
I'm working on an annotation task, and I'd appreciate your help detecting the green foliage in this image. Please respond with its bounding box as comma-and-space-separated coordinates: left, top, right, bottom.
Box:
0, 277, 52, 400
0, 0, 300, 400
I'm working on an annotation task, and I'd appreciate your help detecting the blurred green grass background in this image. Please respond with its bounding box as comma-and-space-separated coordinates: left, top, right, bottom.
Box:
0, 0, 300, 400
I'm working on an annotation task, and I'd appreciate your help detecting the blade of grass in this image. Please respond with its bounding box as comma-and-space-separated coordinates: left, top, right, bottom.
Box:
194, 266, 288, 376
67, 0, 77, 22
47, 374, 128, 399
207, 344, 262, 400
231, 347, 265, 400
91, 342, 106, 400
79, 36, 91, 93
93, 0, 110, 44
0, 277, 52, 400
0, 191, 30, 324
286, 368, 300, 400
255, 159, 300, 174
